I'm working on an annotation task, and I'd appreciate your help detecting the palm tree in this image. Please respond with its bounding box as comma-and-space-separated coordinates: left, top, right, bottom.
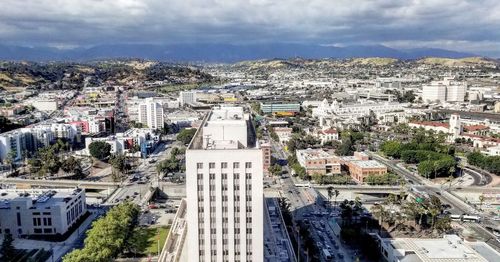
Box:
479, 194, 485, 211
327, 186, 334, 202
334, 189, 340, 209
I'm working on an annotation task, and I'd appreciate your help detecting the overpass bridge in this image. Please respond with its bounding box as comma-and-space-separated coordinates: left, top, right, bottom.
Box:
312, 184, 403, 194
0, 178, 120, 190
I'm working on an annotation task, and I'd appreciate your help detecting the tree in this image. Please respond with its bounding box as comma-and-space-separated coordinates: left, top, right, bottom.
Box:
109, 154, 128, 174
88, 141, 111, 160
269, 164, 282, 176
380, 141, 402, 158
334, 189, 340, 208
0, 232, 15, 260
478, 194, 485, 211
63, 202, 139, 262
61, 156, 84, 177
176, 128, 197, 145
327, 186, 334, 202
4, 150, 16, 174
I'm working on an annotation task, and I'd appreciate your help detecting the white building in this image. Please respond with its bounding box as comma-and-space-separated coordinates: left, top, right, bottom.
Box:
0, 188, 86, 238
186, 106, 263, 262
179, 91, 197, 106
313, 99, 408, 118
378, 234, 500, 262
0, 131, 24, 161
446, 84, 467, 102
422, 77, 467, 103
31, 100, 59, 112
138, 98, 164, 129
422, 83, 447, 103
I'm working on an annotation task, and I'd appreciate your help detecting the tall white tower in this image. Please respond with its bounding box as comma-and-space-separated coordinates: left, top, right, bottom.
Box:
138, 98, 164, 129
449, 114, 462, 139
186, 106, 263, 262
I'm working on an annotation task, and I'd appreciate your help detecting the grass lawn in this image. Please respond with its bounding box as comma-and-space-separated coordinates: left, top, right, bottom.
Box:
146, 226, 170, 255
129, 226, 170, 256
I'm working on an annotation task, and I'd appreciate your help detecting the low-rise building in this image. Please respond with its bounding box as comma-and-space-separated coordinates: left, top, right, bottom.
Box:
377, 234, 500, 262
273, 127, 293, 145
336, 152, 387, 183
261, 102, 301, 115
0, 188, 87, 238
295, 148, 341, 175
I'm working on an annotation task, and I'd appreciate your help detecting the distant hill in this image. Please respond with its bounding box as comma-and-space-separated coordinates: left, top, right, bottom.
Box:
0, 43, 480, 62
416, 57, 498, 67
0, 60, 213, 89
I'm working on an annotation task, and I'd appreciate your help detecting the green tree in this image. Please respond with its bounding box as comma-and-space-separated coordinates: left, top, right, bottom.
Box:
176, 128, 197, 145
269, 164, 282, 176
0, 232, 15, 260
63, 202, 139, 262
61, 156, 84, 177
88, 141, 111, 160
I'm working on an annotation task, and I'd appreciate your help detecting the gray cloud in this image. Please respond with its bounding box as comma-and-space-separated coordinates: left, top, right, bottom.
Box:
1, 0, 499, 56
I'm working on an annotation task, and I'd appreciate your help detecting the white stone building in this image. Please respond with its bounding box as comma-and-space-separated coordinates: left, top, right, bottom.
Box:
186, 106, 263, 262
138, 98, 164, 129
0, 188, 86, 238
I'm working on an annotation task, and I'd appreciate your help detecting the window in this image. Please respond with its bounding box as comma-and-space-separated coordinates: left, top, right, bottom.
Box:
233, 162, 240, 168
197, 163, 203, 169
34, 228, 42, 234
44, 228, 52, 233
221, 162, 228, 168
16, 213, 22, 226
245, 162, 252, 168
209, 162, 215, 169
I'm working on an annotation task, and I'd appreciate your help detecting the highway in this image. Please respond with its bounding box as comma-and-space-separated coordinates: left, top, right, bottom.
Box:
369, 152, 500, 250
0, 177, 119, 189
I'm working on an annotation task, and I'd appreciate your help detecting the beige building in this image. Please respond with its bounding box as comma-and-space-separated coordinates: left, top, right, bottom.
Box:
295, 148, 341, 175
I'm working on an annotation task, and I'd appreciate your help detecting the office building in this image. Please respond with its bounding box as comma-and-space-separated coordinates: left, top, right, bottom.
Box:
260, 102, 300, 115
186, 106, 263, 262
138, 98, 164, 129
0, 188, 86, 238
422, 83, 447, 103
295, 148, 341, 175
179, 91, 197, 106
446, 84, 467, 102
0, 131, 24, 162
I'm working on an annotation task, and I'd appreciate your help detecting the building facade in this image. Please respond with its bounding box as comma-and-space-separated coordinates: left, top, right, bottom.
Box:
138, 98, 164, 129
179, 91, 197, 106
0, 188, 86, 238
186, 106, 263, 262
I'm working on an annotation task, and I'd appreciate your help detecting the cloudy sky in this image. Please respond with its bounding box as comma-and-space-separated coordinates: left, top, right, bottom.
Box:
1, 0, 499, 56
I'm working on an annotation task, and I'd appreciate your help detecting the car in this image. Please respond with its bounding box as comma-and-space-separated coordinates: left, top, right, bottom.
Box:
492, 216, 500, 221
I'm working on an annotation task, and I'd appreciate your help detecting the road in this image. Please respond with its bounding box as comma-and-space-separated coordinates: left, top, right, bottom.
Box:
369, 152, 500, 250
265, 128, 358, 261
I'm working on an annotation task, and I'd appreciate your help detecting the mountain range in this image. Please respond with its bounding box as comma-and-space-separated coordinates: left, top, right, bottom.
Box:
0, 43, 479, 62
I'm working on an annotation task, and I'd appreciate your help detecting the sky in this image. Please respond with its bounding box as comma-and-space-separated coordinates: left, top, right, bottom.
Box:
1, 0, 500, 57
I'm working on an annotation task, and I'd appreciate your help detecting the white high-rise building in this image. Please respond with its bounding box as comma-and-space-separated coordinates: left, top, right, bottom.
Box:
422, 83, 447, 103
446, 84, 467, 102
179, 91, 196, 106
138, 98, 164, 129
186, 106, 263, 262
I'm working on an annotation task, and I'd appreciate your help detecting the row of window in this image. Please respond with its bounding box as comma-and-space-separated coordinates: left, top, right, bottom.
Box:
197, 162, 253, 169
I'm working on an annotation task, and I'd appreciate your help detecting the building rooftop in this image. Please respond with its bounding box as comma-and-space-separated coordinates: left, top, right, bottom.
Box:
189, 106, 257, 150
383, 234, 498, 262
351, 160, 386, 168
410, 121, 450, 128
296, 148, 332, 160
0, 188, 84, 209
